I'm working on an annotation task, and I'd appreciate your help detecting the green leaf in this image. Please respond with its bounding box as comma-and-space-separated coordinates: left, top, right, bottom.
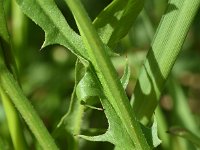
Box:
76, 60, 131, 104
0, 67, 59, 150
0, 0, 17, 76
120, 59, 131, 89
79, 95, 135, 150
75, 69, 136, 149
15, 0, 88, 59
55, 60, 86, 149
0, 137, 10, 150
0, 0, 9, 43
77, 79, 161, 149
131, 0, 200, 124
167, 78, 199, 134
65, 0, 150, 149
93, 0, 144, 47
168, 127, 200, 148
76, 67, 101, 104
0, 1, 28, 149
140, 117, 161, 148
74, 63, 159, 149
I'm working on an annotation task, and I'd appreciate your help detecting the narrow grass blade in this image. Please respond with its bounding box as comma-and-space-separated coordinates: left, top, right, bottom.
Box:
132, 0, 200, 124
93, 0, 144, 47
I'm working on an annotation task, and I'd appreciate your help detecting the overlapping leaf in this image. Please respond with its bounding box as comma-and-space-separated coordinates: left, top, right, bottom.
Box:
55, 58, 134, 149
131, 0, 200, 123
15, 0, 158, 149
75, 62, 134, 149
15, 0, 88, 59
120, 60, 131, 89
75, 63, 160, 149
93, 0, 144, 47
15, 0, 145, 65
54, 60, 86, 149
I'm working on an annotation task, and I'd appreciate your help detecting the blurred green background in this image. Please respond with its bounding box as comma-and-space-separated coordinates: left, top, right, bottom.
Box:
0, 0, 200, 149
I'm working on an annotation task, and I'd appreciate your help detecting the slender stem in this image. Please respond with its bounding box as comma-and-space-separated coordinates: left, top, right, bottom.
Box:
65, 0, 150, 149
0, 66, 59, 150
0, 87, 28, 150
0, 0, 27, 149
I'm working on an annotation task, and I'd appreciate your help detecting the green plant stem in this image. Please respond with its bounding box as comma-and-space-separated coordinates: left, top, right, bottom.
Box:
0, 43, 27, 150
131, 0, 200, 124
0, 0, 28, 149
0, 66, 59, 150
65, 0, 150, 149
0, 87, 28, 150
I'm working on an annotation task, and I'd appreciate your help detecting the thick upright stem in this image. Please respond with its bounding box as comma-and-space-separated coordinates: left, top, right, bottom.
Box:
65, 0, 150, 149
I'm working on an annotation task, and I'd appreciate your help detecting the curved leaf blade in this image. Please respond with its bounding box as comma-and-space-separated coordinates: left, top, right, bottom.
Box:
120, 60, 131, 89
132, 0, 200, 123
75, 65, 160, 149
16, 0, 88, 59
77, 73, 135, 150
93, 0, 144, 47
